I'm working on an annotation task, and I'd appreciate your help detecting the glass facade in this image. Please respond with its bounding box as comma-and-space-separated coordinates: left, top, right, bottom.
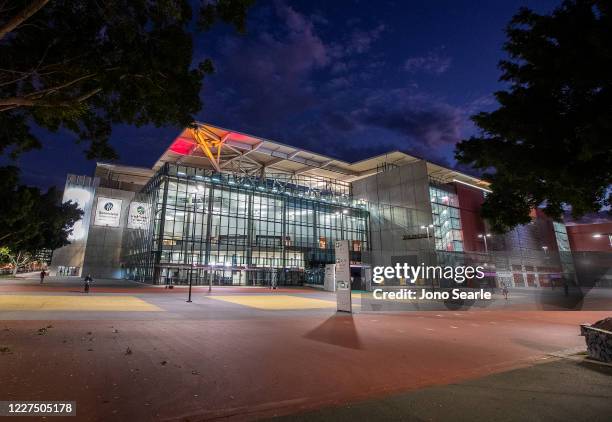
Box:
122, 163, 369, 286
429, 184, 464, 252
553, 221, 571, 252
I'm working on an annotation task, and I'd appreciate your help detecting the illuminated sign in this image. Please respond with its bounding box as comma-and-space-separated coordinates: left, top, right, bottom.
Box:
127, 202, 150, 229
94, 197, 123, 227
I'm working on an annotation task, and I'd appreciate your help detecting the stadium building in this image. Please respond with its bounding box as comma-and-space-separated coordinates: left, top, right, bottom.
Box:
50, 123, 575, 288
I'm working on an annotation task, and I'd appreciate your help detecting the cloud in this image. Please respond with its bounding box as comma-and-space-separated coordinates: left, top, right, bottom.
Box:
326, 76, 351, 89
352, 89, 463, 149
345, 24, 386, 54
564, 211, 612, 226
275, 87, 467, 168
403, 51, 452, 75
204, 2, 330, 128
324, 111, 357, 132
200, 3, 467, 168
205, 2, 389, 133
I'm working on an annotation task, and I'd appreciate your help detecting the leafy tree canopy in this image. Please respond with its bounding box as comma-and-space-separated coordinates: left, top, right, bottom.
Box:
0, 0, 253, 160
0, 166, 83, 258
455, 0, 612, 232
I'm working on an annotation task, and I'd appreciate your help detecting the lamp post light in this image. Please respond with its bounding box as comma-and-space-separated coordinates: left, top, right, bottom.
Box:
542, 245, 549, 255
593, 233, 612, 248
421, 224, 434, 239
478, 233, 491, 253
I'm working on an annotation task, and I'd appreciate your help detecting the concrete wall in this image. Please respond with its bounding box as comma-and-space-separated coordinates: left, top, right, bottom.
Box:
81, 187, 135, 279
49, 175, 98, 277
352, 160, 434, 272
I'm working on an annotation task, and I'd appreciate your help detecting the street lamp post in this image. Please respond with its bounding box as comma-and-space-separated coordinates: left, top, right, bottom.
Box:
478, 233, 491, 253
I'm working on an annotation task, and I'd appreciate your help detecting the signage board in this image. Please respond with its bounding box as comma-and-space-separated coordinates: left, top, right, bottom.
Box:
335, 240, 352, 312
324, 264, 336, 292
127, 202, 150, 229
94, 197, 123, 227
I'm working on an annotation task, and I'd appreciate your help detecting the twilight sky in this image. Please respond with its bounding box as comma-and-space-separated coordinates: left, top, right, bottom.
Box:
10, 0, 561, 189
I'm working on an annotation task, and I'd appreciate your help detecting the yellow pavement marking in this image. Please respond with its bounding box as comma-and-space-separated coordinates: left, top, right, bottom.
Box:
209, 295, 335, 310
0, 295, 163, 312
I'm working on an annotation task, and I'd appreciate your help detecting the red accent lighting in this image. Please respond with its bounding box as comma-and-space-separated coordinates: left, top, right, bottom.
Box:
169, 138, 194, 155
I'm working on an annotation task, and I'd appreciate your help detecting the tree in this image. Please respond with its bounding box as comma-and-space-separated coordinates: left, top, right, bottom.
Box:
455, 0, 612, 232
0, 0, 253, 160
0, 167, 83, 274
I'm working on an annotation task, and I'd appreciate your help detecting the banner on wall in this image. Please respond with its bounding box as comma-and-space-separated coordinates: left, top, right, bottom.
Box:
127, 202, 150, 229
63, 186, 94, 241
94, 197, 123, 227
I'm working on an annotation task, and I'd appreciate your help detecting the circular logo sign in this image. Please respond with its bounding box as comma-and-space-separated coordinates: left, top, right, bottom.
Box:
137, 205, 145, 215
104, 202, 114, 211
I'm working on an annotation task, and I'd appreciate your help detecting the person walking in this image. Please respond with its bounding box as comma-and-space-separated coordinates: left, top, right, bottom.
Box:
83, 274, 93, 293
502, 282, 509, 300
39, 270, 46, 284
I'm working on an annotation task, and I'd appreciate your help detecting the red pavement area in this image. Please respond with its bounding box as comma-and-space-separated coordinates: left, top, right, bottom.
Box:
0, 308, 607, 421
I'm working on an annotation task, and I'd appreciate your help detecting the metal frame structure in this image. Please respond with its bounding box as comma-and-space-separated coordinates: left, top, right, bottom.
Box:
119, 123, 493, 286
154, 123, 493, 189
122, 162, 369, 286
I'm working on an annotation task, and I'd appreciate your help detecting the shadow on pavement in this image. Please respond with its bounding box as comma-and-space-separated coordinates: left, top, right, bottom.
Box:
304, 314, 362, 350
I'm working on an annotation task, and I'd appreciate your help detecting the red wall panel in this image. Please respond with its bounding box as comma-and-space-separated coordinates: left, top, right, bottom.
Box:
567, 223, 612, 252
455, 183, 486, 252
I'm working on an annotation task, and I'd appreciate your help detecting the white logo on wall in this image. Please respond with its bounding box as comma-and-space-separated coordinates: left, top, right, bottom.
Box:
127, 202, 150, 229
94, 197, 123, 227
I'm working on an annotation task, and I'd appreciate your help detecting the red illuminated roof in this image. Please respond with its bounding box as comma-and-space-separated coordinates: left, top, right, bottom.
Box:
153, 122, 491, 187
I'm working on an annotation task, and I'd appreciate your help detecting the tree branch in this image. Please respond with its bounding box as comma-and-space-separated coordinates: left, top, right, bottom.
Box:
0, 232, 17, 242
0, 0, 50, 41
0, 74, 101, 109
23, 73, 98, 99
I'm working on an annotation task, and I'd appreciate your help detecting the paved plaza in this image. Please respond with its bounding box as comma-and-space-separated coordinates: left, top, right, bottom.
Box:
1, 276, 611, 421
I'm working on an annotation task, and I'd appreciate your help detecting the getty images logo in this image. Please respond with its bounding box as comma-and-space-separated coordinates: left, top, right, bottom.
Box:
104, 202, 114, 211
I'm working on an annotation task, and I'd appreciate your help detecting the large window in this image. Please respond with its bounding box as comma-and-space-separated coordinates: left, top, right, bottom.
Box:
122, 163, 369, 286
429, 185, 464, 252
552, 221, 571, 252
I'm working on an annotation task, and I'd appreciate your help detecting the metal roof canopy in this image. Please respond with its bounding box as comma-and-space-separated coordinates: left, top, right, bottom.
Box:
152, 122, 490, 188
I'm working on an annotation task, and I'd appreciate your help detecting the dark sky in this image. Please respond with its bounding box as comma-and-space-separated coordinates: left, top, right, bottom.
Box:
10, 0, 561, 189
